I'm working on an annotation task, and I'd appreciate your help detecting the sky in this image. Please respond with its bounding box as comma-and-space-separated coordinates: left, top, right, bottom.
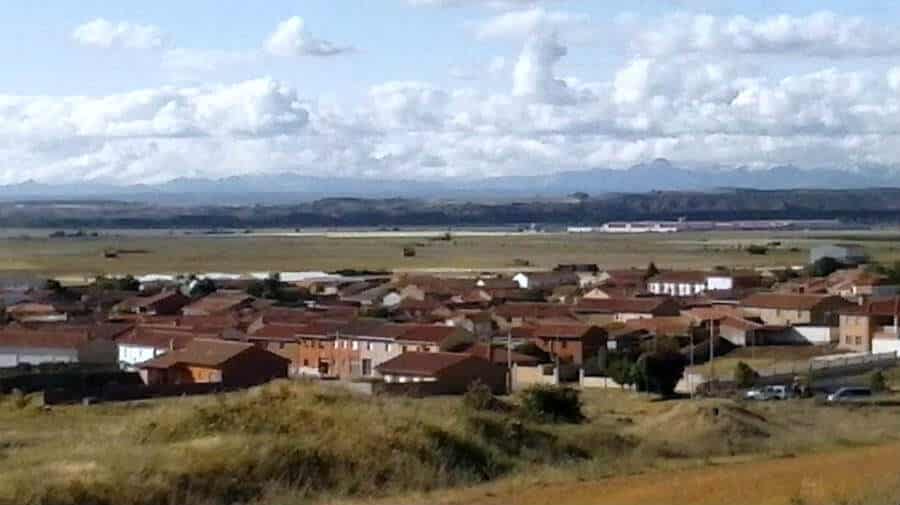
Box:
4, 0, 900, 184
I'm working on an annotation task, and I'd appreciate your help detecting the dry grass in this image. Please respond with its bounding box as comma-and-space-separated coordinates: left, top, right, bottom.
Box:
2, 229, 900, 278
4, 382, 900, 505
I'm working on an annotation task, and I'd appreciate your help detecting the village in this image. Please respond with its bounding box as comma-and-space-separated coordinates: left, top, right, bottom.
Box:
1, 242, 898, 404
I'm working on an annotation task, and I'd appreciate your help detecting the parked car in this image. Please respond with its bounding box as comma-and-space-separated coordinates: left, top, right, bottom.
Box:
826, 387, 872, 403
745, 385, 791, 401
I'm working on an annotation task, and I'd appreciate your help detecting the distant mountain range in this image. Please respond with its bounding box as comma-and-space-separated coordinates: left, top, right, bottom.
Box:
2, 160, 900, 205
3, 188, 900, 229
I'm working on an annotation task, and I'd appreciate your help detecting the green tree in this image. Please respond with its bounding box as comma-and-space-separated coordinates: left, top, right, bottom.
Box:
644, 262, 660, 280
807, 256, 843, 277
734, 361, 758, 388
606, 355, 635, 387
633, 351, 687, 397
870, 370, 888, 393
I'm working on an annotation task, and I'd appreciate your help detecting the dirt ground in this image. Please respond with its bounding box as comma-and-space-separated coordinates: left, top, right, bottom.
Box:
416, 441, 900, 505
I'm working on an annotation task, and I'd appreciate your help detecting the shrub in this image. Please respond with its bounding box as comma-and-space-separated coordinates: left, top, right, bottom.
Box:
734, 361, 758, 388
870, 370, 888, 393
403, 246, 416, 257
746, 245, 769, 255
633, 351, 687, 397
463, 380, 496, 411
606, 355, 635, 387
518, 385, 583, 423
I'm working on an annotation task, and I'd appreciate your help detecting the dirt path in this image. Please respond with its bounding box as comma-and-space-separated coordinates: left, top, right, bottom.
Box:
427, 442, 900, 505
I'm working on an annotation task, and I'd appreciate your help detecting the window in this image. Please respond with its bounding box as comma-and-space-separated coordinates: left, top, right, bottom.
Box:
334, 341, 339, 349
402, 345, 408, 352
366, 342, 372, 351
561, 340, 568, 349
855, 336, 862, 345
385, 343, 391, 352
362, 359, 372, 376
303, 359, 309, 367
351, 341, 359, 351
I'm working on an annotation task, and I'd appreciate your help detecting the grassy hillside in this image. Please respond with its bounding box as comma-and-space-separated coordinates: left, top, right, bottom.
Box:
3, 383, 900, 505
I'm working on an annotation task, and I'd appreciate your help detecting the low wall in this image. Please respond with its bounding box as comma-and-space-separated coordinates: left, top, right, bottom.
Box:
580, 375, 635, 390
766, 326, 837, 345
511, 364, 557, 391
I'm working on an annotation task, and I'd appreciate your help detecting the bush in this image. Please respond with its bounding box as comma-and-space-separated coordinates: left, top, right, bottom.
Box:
633, 351, 687, 397
734, 361, 758, 388
746, 245, 769, 255
870, 370, 888, 393
403, 246, 416, 257
518, 385, 583, 423
606, 355, 635, 387
463, 380, 496, 411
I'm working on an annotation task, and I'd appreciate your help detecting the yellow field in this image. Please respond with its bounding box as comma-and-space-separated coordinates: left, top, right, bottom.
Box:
431, 442, 900, 505
2, 229, 900, 278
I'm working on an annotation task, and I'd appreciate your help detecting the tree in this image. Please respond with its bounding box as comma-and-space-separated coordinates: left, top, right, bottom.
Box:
644, 262, 660, 280
42, 279, 65, 293
808, 256, 843, 277
734, 361, 758, 388
190, 277, 217, 297
633, 351, 687, 397
606, 355, 635, 387
870, 370, 888, 393
94, 275, 139, 291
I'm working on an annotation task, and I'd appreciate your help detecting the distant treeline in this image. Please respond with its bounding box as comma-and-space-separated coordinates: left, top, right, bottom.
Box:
3, 188, 900, 228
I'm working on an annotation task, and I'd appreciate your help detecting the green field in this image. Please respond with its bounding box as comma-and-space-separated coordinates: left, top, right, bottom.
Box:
2, 230, 900, 280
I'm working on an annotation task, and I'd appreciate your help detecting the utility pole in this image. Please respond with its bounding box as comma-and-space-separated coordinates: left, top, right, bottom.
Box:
689, 324, 695, 399
708, 319, 715, 387
506, 328, 513, 393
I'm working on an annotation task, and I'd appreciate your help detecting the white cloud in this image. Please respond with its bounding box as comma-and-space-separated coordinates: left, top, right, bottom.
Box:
265, 16, 351, 57
16, 11, 900, 185
409, 0, 560, 8
632, 11, 900, 58
72, 18, 166, 50
512, 31, 572, 104
476, 8, 587, 40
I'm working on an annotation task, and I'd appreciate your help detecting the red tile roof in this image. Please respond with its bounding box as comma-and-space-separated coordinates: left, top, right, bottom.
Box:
574, 297, 675, 314
375, 351, 484, 376
741, 293, 838, 310
396, 324, 464, 344
531, 323, 600, 339
139, 338, 283, 368
461, 343, 540, 366
117, 327, 200, 349
182, 291, 254, 315
494, 303, 575, 319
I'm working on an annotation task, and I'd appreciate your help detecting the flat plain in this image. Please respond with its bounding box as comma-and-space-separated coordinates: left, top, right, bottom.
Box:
2, 229, 900, 279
